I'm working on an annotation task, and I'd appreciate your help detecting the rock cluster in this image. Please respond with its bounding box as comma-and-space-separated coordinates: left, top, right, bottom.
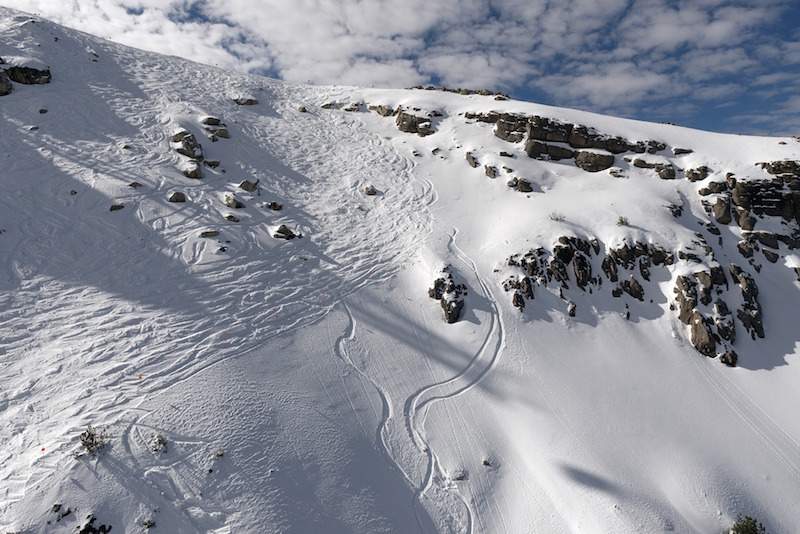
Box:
395, 108, 435, 136
429, 266, 467, 323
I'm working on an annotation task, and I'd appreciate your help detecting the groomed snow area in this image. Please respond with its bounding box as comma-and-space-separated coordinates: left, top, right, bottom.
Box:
2, 7, 800, 533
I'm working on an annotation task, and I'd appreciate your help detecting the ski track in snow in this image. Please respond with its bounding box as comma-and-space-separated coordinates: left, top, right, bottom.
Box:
0, 53, 438, 523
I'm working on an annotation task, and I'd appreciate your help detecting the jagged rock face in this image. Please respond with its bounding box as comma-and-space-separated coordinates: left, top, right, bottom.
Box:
396, 110, 434, 136
429, 267, 467, 323
621, 275, 644, 301
690, 312, 717, 357
527, 115, 573, 143
0, 71, 11, 95
524, 140, 575, 161
575, 151, 614, 172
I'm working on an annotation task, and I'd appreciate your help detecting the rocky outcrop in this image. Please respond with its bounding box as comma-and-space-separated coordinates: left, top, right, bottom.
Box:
396, 109, 434, 136
429, 266, 467, 323
168, 192, 186, 203
233, 97, 258, 105
466, 152, 479, 168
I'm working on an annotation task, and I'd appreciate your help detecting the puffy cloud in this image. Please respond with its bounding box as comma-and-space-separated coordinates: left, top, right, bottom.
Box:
4, 0, 799, 133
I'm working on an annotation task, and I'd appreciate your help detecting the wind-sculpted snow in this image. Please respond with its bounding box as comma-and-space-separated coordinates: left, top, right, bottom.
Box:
3, 6, 800, 534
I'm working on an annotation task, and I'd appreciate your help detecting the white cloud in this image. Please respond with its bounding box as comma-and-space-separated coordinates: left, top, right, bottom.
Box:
3, 0, 799, 133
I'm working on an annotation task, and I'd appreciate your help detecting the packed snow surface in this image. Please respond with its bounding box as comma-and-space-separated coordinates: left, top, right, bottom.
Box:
2, 7, 800, 533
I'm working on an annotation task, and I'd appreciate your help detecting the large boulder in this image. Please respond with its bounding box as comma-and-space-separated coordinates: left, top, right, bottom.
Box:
690, 312, 716, 357
712, 196, 732, 224
574, 151, 614, 172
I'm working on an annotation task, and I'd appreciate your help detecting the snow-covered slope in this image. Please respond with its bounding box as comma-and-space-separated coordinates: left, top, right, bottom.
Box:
2, 7, 800, 533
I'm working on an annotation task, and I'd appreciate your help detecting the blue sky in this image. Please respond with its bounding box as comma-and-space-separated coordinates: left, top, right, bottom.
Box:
5, 0, 800, 135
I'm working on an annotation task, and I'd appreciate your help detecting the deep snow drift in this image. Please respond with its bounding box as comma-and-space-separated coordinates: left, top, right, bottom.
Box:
2, 7, 800, 533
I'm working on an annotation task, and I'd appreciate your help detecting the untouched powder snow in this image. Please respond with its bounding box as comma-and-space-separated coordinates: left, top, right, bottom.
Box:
2, 7, 800, 533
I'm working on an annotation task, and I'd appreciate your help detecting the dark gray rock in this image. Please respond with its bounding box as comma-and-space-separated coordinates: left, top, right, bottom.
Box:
5, 65, 51, 84
516, 179, 533, 193
574, 151, 614, 172
601, 256, 618, 282
176, 133, 204, 161
368, 105, 395, 117
0, 72, 11, 96
485, 165, 497, 179
168, 192, 186, 203
396, 110, 434, 136
736, 208, 756, 231
364, 185, 377, 195
234, 97, 258, 105
712, 196, 732, 224
573, 253, 591, 289
675, 275, 697, 324
466, 151, 479, 168
763, 249, 779, 263
494, 114, 527, 143
273, 224, 296, 240
719, 350, 738, 367
512, 291, 525, 310
224, 194, 244, 209
621, 275, 644, 301
685, 166, 711, 182
690, 312, 716, 357
238, 179, 259, 192
183, 164, 202, 179
109, 204, 124, 212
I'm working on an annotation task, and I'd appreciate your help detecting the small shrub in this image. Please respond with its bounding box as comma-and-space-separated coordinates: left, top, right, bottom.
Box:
731, 514, 767, 534
549, 211, 565, 222
617, 215, 629, 226
75, 425, 109, 457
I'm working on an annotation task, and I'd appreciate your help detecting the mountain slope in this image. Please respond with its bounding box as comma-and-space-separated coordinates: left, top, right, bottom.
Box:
2, 7, 800, 533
